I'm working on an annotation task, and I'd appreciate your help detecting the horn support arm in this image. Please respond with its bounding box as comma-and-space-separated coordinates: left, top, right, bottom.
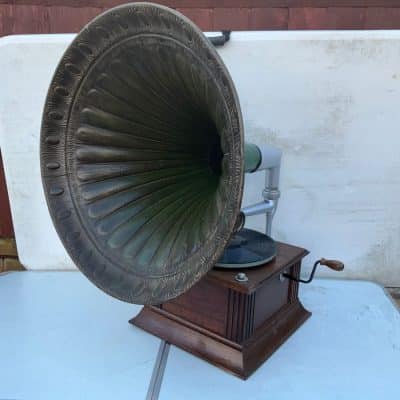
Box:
243, 144, 282, 236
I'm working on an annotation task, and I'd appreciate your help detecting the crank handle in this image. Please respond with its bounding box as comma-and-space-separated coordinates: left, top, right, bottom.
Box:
283, 258, 344, 284
319, 258, 344, 271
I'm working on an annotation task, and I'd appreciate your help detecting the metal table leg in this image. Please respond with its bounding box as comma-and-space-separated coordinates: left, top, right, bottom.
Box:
146, 340, 170, 400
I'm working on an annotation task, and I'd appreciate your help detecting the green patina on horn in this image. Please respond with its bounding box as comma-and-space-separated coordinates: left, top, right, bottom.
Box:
40, 3, 248, 305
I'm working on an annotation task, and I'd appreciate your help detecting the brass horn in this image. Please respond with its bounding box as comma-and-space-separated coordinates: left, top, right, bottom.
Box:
40, 3, 245, 305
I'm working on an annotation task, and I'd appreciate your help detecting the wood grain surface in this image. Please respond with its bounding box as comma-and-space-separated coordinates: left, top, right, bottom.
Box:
2, 1, 400, 37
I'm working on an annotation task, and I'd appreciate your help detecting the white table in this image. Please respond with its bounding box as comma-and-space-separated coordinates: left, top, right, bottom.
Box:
0, 272, 399, 400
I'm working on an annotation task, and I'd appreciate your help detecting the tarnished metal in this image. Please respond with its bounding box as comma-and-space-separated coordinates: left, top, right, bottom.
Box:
40, 3, 244, 305
244, 143, 261, 173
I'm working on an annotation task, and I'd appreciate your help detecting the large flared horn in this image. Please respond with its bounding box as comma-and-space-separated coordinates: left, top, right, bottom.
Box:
40, 3, 244, 305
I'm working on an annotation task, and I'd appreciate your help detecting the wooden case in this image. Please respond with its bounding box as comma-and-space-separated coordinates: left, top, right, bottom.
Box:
131, 242, 310, 379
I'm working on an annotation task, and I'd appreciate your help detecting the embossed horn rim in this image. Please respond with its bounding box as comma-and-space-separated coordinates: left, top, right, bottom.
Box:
40, 2, 244, 305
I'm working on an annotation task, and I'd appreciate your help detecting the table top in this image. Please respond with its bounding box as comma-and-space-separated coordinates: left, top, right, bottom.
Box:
0, 272, 399, 400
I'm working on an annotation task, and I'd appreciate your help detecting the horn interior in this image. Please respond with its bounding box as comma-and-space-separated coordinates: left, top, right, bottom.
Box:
70, 36, 229, 275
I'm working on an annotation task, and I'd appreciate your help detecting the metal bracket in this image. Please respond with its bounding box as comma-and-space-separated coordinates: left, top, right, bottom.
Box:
208, 30, 231, 47
241, 169, 280, 236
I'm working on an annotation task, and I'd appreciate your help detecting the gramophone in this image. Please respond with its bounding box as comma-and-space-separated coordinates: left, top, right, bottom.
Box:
40, 2, 343, 394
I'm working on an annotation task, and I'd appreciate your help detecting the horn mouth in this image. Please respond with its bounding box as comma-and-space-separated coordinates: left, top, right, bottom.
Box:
41, 3, 244, 304
73, 35, 227, 274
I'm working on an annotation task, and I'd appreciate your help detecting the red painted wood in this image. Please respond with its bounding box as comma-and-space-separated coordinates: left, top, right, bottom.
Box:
47, 6, 104, 33
1, 2, 400, 37
289, 7, 367, 29
289, 7, 330, 29
213, 7, 249, 30
0, 5, 11, 35
365, 7, 400, 28
176, 7, 214, 31
289, 6, 367, 29
327, 7, 366, 28
4, 4, 49, 34
0, 152, 14, 238
2, 1, 400, 8
249, 7, 289, 29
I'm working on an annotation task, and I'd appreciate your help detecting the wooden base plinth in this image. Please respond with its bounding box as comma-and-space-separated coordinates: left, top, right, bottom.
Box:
131, 242, 311, 379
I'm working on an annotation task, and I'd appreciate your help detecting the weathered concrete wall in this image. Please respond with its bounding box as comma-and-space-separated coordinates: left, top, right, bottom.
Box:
230, 31, 400, 285
1, 32, 399, 284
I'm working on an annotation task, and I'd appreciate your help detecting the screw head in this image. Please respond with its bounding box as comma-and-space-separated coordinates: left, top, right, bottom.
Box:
235, 272, 248, 282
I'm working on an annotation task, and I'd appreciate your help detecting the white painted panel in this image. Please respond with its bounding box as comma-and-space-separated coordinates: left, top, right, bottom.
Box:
0, 35, 75, 270
0, 32, 399, 285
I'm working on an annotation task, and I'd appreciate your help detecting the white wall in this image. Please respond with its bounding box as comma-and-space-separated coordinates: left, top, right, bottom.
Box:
1, 32, 399, 285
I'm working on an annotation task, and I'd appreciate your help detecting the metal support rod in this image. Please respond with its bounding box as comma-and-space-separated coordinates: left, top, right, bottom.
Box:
240, 145, 282, 237
242, 200, 274, 216
146, 340, 170, 400
266, 211, 273, 237
263, 166, 280, 236
241, 169, 280, 237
